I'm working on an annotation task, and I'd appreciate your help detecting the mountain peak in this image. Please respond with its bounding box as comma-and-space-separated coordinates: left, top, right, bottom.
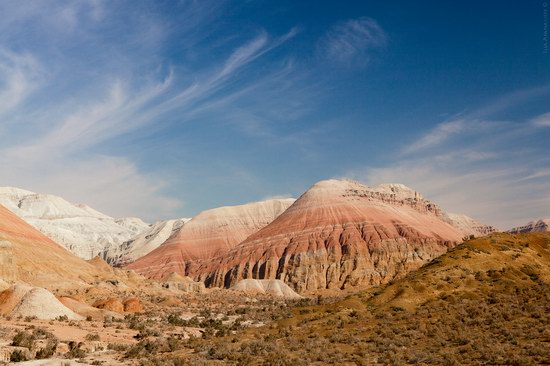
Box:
0, 187, 149, 259
508, 218, 550, 233
127, 198, 295, 280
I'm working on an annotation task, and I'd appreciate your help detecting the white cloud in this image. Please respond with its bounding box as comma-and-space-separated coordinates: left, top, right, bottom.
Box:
318, 17, 386, 64
159, 28, 299, 115
8, 75, 174, 159
403, 120, 466, 153
260, 194, 294, 201
0, 6, 300, 221
402, 119, 506, 154
0, 49, 43, 116
0, 154, 181, 221
348, 115, 550, 229
531, 111, 550, 127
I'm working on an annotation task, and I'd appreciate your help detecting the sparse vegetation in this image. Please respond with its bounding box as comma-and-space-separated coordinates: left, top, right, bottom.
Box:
175, 233, 550, 365
10, 349, 28, 362
85, 332, 101, 341
65, 341, 87, 359
0, 232, 548, 365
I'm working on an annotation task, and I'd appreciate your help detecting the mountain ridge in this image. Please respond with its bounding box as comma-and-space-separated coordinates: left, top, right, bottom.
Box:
0, 187, 149, 259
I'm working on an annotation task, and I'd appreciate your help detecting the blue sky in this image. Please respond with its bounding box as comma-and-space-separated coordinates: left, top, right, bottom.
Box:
0, 0, 548, 228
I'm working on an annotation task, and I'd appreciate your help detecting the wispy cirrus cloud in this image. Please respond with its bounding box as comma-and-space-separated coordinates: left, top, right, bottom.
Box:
317, 17, 387, 64
0, 49, 43, 116
0, 1, 304, 221
402, 119, 505, 154
348, 86, 550, 229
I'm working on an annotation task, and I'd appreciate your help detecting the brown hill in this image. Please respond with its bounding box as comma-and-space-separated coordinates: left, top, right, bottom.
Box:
199, 179, 463, 292
188, 232, 550, 365
126, 198, 295, 279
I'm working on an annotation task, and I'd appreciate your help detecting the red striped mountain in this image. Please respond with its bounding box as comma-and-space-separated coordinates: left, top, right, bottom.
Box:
197, 179, 464, 292
126, 198, 295, 279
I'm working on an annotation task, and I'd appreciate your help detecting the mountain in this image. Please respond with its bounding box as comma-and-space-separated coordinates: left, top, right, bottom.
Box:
508, 218, 549, 233
203, 232, 550, 365
199, 179, 464, 292
0, 187, 149, 259
0, 203, 110, 289
447, 213, 497, 237
126, 198, 296, 280
102, 218, 190, 266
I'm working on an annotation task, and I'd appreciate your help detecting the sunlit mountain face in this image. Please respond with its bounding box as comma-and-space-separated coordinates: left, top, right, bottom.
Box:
0, 2, 548, 365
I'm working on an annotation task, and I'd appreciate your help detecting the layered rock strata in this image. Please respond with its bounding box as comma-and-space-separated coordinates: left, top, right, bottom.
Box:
508, 219, 549, 233
0, 187, 149, 259
127, 199, 295, 280
102, 218, 189, 266
198, 180, 464, 292
447, 213, 497, 237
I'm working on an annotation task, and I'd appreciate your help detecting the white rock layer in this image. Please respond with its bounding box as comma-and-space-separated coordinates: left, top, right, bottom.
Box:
233, 279, 302, 299
508, 219, 550, 233
0, 284, 83, 320
103, 218, 190, 266
0, 187, 149, 259
447, 213, 497, 237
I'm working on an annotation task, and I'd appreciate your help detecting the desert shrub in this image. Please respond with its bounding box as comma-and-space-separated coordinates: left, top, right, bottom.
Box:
11, 330, 35, 349
35, 329, 58, 359
125, 336, 183, 359
10, 350, 28, 362
166, 313, 187, 326
108, 343, 130, 351
65, 342, 87, 359
134, 327, 160, 339
85, 333, 101, 341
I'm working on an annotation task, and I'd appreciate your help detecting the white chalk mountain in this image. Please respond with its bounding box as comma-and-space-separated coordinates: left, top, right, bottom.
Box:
102, 218, 191, 266
447, 213, 498, 237
0, 187, 149, 260
508, 219, 550, 233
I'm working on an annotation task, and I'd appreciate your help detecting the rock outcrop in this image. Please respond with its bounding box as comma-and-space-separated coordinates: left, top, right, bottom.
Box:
93, 298, 124, 313
126, 198, 295, 280
102, 218, 190, 266
123, 297, 144, 313
58, 296, 121, 320
198, 180, 464, 292
0, 187, 149, 259
447, 213, 497, 237
508, 219, 549, 233
0, 284, 83, 320
161, 272, 206, 293
233, 279, 302, 299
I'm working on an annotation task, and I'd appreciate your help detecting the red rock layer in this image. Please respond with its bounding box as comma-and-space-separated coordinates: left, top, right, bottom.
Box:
126, 199, 295, 280
197, 180, 464, 292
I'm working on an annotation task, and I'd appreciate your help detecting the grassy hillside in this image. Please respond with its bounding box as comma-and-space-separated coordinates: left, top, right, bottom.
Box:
186, 232, 550, 365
